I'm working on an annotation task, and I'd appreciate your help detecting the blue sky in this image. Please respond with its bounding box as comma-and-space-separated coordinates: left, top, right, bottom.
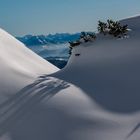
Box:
0, 0, 140, 36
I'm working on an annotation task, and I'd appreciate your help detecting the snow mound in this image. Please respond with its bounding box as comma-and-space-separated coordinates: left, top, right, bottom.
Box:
0, 28, 59, 99
54, 15, 140, 113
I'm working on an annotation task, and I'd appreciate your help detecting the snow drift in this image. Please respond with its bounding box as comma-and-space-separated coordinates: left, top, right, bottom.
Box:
54, 15, 140, 113
0, 15, 140, 140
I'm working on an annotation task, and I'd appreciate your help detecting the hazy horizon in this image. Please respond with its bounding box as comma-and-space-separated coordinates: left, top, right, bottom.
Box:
0, 0, 140, 36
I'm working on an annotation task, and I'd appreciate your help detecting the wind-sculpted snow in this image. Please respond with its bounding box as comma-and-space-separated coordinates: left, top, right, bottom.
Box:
0, 77, 70, 138
1, 15, 140, 140
1, 76, 136, 140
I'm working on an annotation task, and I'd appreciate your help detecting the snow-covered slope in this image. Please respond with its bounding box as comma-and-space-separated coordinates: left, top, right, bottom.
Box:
0, 15, 140, 140
51, 15, 140, 139
54, 15, 140, 113
0, 28, 59, 101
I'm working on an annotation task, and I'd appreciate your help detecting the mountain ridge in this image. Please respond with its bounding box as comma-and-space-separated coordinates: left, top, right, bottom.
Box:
16, 33, 80, 46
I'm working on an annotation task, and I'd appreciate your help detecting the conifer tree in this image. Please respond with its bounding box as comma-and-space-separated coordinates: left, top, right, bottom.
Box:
98, 21, 108, 35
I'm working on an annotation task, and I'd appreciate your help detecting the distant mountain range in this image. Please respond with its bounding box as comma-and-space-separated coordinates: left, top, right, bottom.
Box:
16, 33, 80, 68
16, 33, 80, 46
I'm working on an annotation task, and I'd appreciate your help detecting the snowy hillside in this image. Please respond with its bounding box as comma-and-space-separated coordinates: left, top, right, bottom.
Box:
52, 15, 140, 139
0, 15, 140, 140
54, 15, 140, 113
0, 28, 58, 102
